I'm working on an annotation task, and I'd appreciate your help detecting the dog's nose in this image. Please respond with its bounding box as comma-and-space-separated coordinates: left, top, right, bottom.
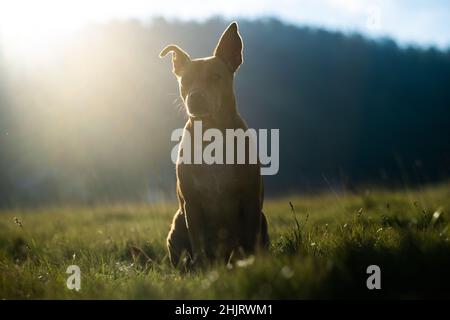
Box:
187, 92, 208, 115
188, 92, 205, 104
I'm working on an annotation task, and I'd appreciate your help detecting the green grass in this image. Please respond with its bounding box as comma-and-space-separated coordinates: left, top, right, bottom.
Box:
0, 182, 449, 299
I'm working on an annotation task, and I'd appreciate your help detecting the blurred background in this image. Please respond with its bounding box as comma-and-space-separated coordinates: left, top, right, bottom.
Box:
0, 0, 449, 207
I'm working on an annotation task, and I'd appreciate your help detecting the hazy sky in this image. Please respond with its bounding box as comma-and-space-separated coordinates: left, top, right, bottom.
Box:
1, 0, 450, 50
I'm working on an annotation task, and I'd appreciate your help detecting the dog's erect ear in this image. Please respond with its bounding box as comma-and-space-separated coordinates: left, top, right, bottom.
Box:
214, 22, 243, 73
159, 45, 191, 76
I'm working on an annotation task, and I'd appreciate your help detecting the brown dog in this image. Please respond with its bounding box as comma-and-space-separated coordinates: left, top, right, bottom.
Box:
160, 22, 269, 267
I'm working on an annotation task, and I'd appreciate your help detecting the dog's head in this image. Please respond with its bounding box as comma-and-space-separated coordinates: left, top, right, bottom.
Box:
160, 22, 243, 119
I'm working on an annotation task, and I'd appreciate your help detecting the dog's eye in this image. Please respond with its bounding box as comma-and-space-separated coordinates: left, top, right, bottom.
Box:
211, 74, 221, 81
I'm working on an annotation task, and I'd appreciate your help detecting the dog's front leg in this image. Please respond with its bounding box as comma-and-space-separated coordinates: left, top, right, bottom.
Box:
183, 202, 208, 264
239, 198, 263, 254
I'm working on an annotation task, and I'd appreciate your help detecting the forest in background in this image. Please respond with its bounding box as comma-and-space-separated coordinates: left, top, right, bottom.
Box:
0, 17, 449, 206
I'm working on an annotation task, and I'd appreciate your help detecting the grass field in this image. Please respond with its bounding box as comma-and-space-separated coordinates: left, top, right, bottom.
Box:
0, 182, 449, 299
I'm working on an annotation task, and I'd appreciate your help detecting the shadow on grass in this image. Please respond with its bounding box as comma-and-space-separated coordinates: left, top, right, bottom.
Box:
316, 233, 450, 299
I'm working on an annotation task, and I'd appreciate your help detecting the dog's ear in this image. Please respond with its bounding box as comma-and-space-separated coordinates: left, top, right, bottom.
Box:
159, 45, 191, 76
214, 22, 243, 73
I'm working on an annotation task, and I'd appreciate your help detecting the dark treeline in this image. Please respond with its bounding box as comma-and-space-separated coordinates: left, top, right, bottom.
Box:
0, 17, 449, 206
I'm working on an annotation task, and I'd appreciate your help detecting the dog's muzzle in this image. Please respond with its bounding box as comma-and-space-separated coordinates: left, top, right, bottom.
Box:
186, 92, 210, 117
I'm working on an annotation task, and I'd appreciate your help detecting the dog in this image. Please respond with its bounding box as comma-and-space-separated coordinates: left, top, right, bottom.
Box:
160, 22, 269, 267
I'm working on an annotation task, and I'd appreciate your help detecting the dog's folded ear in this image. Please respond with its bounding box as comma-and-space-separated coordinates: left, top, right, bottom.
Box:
160, 45, 191, 76
214, 22, 243, 73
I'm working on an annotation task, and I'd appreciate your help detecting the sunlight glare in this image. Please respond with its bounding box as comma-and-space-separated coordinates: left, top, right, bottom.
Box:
0, 0, 112, 59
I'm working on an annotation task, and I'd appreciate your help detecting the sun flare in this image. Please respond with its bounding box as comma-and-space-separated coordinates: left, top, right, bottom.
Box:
0, 0, 110, 59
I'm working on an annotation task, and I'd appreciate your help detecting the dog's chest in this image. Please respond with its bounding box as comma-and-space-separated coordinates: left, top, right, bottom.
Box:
179, 163, 239, 196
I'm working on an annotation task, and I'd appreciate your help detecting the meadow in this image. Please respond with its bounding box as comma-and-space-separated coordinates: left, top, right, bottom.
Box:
0, 182, 449, 299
